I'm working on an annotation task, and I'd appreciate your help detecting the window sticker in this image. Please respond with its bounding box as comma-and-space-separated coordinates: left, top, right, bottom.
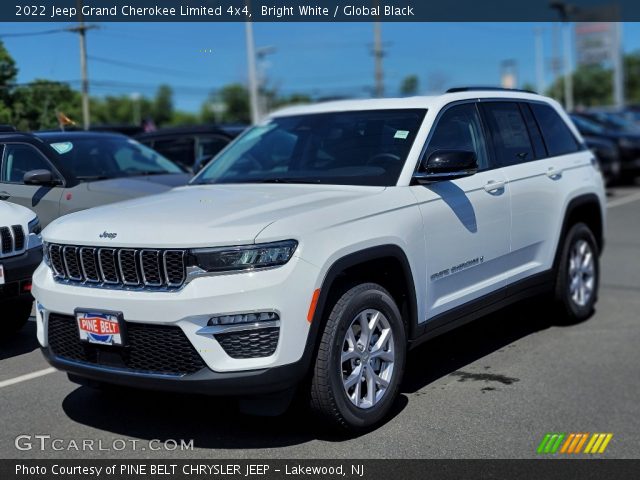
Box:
50, 142, 74, 154
394, 130, 409, 139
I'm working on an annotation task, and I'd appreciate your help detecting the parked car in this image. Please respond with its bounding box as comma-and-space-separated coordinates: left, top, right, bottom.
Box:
34, 89, 605, 431
571, 113, 640, 179
0, 201, 42, 334
0, 130, 190, 227
582, 136, 621, 185
135, 125, 245, 171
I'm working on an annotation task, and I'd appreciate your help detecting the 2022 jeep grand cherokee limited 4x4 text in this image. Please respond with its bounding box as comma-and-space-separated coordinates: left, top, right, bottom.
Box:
33, 89, 605, 430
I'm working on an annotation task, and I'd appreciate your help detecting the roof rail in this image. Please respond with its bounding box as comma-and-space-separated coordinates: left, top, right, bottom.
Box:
446, 86, 537, 95
0, 125, 17, 132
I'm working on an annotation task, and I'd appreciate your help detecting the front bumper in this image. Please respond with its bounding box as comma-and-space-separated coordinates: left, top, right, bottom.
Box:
41, 347, 307, 395
32, 255, 321, 392
0, 247, 42, 303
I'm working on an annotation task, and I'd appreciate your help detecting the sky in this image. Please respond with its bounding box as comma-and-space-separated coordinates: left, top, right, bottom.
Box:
2, 22, 640, 113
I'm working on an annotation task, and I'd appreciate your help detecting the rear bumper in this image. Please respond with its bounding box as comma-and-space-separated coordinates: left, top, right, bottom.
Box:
0, 247, 42, 303
41, 346, 307, 396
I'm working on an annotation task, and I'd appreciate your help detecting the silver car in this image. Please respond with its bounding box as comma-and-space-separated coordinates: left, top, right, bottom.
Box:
0, 131, 190, 226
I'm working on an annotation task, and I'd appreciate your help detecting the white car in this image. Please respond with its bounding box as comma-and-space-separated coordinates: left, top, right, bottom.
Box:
0, 201, 42, 333
33, 88, 606, 430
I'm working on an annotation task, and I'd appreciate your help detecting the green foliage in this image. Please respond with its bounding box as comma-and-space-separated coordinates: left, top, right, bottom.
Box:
400, 75, 419, 96
11, 80, 81, 130
0, 40, 18, 104
218, 83, 250, 124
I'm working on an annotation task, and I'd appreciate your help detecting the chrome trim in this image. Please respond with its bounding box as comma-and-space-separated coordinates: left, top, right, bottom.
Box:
62, 246, 82, 281
196, 320, 281, 337
163, 250, 186, 287
140, 249, 162, 287
98, 248, 119, 284
49, 244, 65, 277
79, 247, 99, 283
118, 248, 140, 286
412, 169, 478, 182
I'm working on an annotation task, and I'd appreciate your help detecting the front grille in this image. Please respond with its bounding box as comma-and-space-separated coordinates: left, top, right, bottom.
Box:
0, 225, 26, 256
47, 244, 187, 290
215, 327, 280, 359
47, 313, 206, 376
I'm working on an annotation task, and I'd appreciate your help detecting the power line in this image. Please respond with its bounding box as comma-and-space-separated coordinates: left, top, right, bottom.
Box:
88, 55, 199, 77
0, 28, 66, 38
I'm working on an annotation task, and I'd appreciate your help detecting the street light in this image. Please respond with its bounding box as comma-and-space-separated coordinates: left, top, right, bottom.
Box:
550, 1, 576, 111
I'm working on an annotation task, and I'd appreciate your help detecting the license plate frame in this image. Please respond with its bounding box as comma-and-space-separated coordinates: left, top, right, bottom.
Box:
75, 309, 126, 346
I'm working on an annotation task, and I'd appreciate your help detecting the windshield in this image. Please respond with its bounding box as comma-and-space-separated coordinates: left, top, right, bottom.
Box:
191, 109, 426, 187
47, 137, 183, 180
571, 115, 606, 134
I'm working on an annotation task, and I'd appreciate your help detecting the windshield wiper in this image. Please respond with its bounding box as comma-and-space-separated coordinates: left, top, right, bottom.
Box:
76, 175, 112, 181
126, 170, 168, 176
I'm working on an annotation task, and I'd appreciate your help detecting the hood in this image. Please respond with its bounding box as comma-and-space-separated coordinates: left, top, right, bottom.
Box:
0, 200, 36, 224
85, 173, 190, 196
43, 184, 385, 248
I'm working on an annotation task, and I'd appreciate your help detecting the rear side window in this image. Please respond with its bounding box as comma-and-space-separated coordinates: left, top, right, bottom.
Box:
530, 103, 580, 157
482, 102, 534, 167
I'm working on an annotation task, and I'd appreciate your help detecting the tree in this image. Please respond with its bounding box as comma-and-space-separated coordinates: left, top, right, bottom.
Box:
0, 40, 17, 102
11, 80, 81, 130
400, 75, 419, 96
218, 84, 250, 123
153, 84, 173, 126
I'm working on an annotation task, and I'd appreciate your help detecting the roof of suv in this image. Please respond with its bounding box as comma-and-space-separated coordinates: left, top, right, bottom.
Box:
271, 90, 551, 117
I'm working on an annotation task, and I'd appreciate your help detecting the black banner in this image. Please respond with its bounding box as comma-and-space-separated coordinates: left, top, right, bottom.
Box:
2, 460, 640, 480
3, 0, 639, 22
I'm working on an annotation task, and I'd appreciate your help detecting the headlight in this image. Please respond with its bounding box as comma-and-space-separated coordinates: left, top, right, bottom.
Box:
27, 217, 43, 250
28, 217, 41, 235
190, 240, 298, 273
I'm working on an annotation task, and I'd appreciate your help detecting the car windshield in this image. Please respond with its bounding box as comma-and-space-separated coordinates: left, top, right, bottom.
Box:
572, 115, 606, 134
46, 136, 183, 180
191, 109, 426, 187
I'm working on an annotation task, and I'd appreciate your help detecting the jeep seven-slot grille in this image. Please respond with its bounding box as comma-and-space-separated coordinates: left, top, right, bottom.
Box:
0, 225, 26, 256
47, 244, 187, 290
47, 313, 206, 375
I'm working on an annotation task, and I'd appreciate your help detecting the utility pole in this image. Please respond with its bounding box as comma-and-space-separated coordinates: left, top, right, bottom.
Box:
534, 27, 546, 94
373, 21, 384, 97
550, 2, 575, 111
244, 1, 260, 124
66, 0, 97, 130
613, 22, 624, 109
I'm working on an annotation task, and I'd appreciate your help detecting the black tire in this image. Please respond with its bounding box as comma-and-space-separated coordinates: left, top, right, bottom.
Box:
2, 300, 32, 335
553, 222, 599, 324
309, 283, 406, 431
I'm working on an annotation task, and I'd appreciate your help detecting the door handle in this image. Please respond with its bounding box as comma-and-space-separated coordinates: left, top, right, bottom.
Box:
484, 180, 505, 193
546, 166, 563, 179
0, 191, 10, 200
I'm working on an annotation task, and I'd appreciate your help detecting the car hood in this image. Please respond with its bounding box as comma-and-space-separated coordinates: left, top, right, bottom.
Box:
43, 184, 386, 248
85, 173, 191, 196
0, 200, 36, 223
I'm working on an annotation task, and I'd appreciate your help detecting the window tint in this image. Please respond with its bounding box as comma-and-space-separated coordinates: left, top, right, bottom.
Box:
1, 144, 52, 183
519, 103, 547, 159
152, 137, 195, 169
482, 102, 534, 167
197, 135, 231, 159
425, 103, 489, 170
530, 103, 580, 157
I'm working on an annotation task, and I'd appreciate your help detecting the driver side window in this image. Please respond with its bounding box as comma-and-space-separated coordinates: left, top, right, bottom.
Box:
425, 103, 489, 171
1, 143, 53, 184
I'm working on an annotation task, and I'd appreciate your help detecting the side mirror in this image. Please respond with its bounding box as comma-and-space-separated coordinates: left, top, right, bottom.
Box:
23, 169, 60, 186
413, 150, 478, 184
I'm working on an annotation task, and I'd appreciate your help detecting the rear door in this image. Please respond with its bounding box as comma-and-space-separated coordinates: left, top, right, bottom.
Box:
0, 143, 64, 226
480, 101, 585, 284
410, 102, 511, 319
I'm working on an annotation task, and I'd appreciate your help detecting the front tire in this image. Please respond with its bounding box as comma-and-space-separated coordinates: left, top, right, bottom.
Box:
553, 222, 599, 323
309, 283, 406, 431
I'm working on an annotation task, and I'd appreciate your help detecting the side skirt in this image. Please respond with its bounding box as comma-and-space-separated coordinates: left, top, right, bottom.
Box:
409, 270, 554, 349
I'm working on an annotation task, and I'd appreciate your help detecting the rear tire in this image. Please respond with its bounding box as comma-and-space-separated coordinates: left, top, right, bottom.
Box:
553, 223, 599, 324
309, 283, 406, 431
2, 300, 31, 335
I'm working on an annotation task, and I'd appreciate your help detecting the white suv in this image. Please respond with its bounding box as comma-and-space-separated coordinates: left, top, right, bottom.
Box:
0, 201, 42, 333
33, 89, 605, 430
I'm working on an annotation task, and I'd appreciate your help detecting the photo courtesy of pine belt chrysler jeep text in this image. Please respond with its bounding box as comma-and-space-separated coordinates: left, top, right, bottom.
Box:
33, 88, 606, 430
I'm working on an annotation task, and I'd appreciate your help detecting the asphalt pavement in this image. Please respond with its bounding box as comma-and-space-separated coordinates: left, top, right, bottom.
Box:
1, 184, 639, 459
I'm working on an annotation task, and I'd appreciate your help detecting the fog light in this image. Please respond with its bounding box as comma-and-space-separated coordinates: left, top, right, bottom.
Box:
207, 311, 279, 326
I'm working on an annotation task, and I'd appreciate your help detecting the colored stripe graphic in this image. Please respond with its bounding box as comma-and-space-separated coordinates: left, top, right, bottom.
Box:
538, 433, 613, 454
